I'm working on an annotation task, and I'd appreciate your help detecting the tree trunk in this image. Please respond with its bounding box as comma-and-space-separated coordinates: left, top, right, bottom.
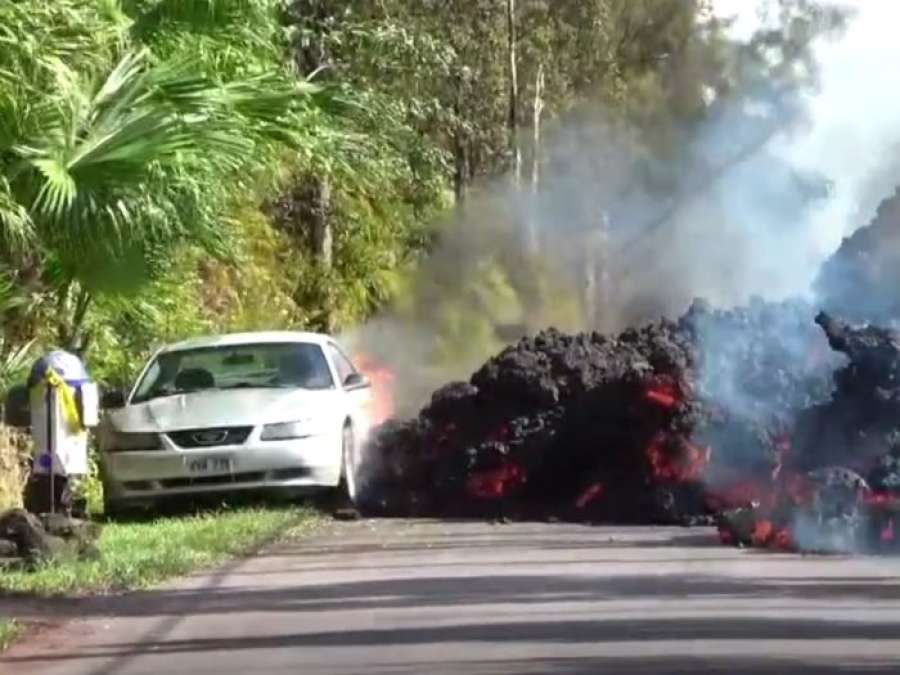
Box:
309, 175, 335, 332
507, 0, 521, 187
531, 62, 545, 194
453, 134, 469, 207
56, 283, 93, 357
310, 175, 333, 269
521, 63, 544, 255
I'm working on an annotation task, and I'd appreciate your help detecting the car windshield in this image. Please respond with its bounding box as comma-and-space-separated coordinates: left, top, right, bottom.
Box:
131, 342, 334, 403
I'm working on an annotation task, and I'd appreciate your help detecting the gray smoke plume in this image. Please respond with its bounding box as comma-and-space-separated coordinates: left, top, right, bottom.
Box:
344, 1, 900, 420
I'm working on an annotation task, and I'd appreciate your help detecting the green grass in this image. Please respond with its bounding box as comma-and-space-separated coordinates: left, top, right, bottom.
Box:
0, 506, 320, 597
0, 619, 23, 652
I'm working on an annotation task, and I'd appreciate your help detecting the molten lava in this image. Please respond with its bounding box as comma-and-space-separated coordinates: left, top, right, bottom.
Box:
644, 376, 681, 409
465, 463, 527, 500
751, 520, 774, 547
357, 304, 900, 555
645, 433, 710, 483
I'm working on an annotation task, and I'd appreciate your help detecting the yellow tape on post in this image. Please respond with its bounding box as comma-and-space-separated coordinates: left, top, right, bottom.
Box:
43, 366, 83, 433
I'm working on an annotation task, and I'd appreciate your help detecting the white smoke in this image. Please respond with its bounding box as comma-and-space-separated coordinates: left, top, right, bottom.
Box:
344, 1, 900, 417
719, 0, 900, 280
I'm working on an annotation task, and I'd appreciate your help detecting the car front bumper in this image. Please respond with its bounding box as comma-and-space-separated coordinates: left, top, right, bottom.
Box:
100, 433, 342, 503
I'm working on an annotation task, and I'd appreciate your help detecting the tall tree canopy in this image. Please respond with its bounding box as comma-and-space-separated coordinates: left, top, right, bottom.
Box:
0, 0, 849, 388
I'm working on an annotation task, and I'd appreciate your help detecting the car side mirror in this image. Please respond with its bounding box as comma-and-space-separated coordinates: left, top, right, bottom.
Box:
343, 372, 369, 390
3, 385, 30, 428
101, 387, 127, 410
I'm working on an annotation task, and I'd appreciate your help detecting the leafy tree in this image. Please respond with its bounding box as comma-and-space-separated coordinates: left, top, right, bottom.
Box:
0, 0, 330, 354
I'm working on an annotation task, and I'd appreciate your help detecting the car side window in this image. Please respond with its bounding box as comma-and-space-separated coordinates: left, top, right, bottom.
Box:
328, 343, 357, 385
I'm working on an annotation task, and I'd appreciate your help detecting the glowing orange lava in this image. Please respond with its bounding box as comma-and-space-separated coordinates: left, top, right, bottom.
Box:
466, 463, 527, 500
646, 432, 711, 483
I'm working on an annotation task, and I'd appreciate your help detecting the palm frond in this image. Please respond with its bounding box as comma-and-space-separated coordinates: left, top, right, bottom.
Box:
0, 177, 34, 253
124, 0, 276, 35
0, 336, 35, 392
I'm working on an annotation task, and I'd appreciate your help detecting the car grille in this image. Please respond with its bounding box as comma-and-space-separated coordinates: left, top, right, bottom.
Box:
167, 426, 253, 448
122, 467, 312, 493
158, 472, 267, 489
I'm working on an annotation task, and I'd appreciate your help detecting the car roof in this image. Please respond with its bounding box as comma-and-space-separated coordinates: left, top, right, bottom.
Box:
159, 331, 335, 354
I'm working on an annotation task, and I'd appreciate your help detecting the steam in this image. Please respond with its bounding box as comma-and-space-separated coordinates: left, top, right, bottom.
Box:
782, 1, 900, 258
344, 1, 900, 418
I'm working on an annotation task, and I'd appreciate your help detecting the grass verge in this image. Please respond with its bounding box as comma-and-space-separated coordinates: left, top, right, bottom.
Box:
0, 505, 320, 597
0, 618, 23, 652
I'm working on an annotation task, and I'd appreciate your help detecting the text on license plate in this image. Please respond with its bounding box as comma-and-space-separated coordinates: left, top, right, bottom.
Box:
186, 457, 232, 473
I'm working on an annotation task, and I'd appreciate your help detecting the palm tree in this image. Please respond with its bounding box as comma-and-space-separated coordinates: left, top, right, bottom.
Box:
1, 41, 328, 349
0, 269, 35, 392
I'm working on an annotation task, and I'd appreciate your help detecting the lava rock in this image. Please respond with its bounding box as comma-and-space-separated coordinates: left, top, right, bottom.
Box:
0, 509, 101, 563
359, 298, 835, 526
0, 537, 17, 558
333, 507, 361, 521
0, 509, 65, 562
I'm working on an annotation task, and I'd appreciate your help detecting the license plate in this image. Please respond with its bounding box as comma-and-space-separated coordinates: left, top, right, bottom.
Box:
186, 457, 232, 474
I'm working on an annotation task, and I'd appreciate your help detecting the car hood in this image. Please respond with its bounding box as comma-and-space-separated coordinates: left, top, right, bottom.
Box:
109, 388, 336, 432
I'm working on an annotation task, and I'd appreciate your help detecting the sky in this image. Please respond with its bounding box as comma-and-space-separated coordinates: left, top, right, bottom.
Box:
715, 0, 900, 257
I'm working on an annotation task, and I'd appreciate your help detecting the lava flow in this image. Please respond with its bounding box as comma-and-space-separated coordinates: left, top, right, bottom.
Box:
356, 301, 900, 554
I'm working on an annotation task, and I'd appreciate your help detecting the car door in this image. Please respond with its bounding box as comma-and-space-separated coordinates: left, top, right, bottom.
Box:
326, 341, 372, 434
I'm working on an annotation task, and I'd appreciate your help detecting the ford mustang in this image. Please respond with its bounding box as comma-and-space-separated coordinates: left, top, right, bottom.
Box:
98, 332, 373, 516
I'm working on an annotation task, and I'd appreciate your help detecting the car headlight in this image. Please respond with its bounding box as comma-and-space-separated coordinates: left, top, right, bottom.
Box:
260, 419, 321, 441
106, 431, 162, 452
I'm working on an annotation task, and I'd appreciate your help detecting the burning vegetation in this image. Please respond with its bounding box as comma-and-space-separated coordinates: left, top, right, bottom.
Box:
355, 296, 900, 554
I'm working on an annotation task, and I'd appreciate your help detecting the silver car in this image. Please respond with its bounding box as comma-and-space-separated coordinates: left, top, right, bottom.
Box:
98, 331, 373, 515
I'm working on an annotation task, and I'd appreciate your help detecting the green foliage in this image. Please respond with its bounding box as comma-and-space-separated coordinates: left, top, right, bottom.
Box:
86, 250, 216, 385
72, 444, 104, 516
0, 0, 849, 391
0, 0, 335, 359
0, 270, 35, 391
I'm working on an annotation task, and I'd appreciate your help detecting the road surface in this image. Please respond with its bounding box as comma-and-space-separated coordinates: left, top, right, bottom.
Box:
3, 519, 900, 674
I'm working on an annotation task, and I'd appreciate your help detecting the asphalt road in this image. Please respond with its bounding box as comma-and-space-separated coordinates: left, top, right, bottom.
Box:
3, 519, 900, 674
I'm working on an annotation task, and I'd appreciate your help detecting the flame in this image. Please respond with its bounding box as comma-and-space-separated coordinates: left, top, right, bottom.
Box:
353, 353, 395, 426
646, 389, 677, 408
751, 519, 774, 547
646, 432, 711, 483
465, 462, 527, 500
644, 376, 680, 409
